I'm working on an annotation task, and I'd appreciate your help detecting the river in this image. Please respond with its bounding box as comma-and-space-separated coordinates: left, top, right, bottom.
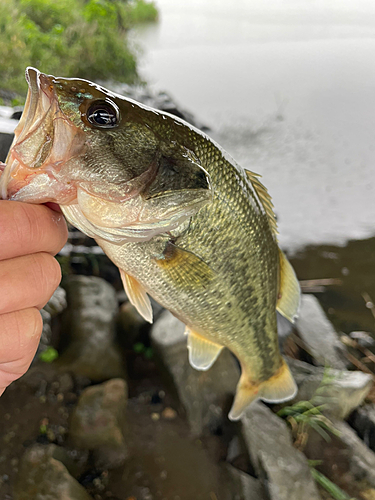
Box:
131, 0, 375, 253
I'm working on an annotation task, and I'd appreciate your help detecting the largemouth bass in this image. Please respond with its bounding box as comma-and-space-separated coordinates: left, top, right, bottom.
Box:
0, 68, 300, 420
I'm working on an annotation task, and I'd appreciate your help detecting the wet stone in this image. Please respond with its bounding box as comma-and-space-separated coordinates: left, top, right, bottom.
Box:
151, 310, 239, 436
241, 402, 322, 500
350, 404, 375, 452
225, 464, 268, 500
288, 358, 373, 419
69, 378, 128, 470
295, 294, 348, 369
58, 276, 125, 381
44, 286, 67, 317
13, 444, 92, 500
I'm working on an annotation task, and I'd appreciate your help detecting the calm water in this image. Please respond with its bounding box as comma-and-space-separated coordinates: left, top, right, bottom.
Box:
131, 0, 375, 252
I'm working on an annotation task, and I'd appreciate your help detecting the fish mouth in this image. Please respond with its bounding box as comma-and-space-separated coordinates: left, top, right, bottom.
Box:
0, 67, 84, 202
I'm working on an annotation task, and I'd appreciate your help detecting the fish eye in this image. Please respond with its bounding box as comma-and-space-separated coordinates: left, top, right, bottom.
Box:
87, 100, 119, 128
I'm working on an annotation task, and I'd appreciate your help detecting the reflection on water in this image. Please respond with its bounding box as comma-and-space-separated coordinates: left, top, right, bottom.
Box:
290, 237, 375, 335
132, 0, 375, 251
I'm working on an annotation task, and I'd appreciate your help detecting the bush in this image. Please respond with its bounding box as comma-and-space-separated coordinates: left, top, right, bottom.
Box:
0, 0, 158, 97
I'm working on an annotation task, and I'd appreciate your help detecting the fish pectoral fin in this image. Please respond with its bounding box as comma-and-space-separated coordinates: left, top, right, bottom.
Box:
186, 327, 223, 371
276, 249, 301, 324
119, 269, 153, 323
155, 242, 215, 289
228, 359, 297, 421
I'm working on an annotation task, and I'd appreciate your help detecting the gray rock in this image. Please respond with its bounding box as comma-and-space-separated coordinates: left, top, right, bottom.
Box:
277, 312, 294, 349
296, 294, 348, 369
241, 402, 322, 500
14, 444, 92, 500
225, 464, 268, 500
44, 286, 67, 317
0, 131, 13, 162
350, 404, 375, 452
328, 420, 375, 488
151, 310, 240, 436
288, 358, 372, 419
58, 276, 125, 381
35, 287, 68, 360
69, 378, 128, 469
0, 111, 17, 161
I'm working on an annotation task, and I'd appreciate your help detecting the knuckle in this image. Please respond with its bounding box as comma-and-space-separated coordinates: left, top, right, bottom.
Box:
30, 253, 62, 300
0, 309, 42, 383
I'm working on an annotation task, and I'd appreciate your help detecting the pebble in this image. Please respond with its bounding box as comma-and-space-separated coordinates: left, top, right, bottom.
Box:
161, 407, 177, 420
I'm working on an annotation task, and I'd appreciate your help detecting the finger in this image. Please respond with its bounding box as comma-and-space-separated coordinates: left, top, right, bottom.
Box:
0, 201, 68, 261
0, 252, 62, 314
0, 307, 42, 393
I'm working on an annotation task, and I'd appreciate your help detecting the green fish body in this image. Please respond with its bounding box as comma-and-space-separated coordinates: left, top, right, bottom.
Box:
0, 68, 300, 419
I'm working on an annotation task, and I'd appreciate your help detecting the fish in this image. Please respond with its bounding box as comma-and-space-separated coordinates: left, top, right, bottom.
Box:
0, 67, 300, 420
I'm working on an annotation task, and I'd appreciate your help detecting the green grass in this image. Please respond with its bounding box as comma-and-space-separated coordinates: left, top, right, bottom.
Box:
0, 0, 158, 98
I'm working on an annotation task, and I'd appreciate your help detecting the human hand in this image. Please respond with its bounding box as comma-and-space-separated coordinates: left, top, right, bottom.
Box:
0, 201, 68, 396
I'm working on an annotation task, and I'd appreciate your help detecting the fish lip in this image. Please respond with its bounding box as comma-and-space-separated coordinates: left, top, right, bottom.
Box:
0, 68, 84, 202
0, 67, 53, 200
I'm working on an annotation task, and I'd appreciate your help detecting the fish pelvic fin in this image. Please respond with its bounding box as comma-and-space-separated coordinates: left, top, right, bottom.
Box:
186, 327, 223, 370
277, 249, 301, 323
120, 269, 153, 323
228, 359, 297, 421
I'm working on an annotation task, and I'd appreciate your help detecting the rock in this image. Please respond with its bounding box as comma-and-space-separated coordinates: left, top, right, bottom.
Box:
349, 404, 375, 453
0, 110, 17, 161
288, 358, 373, 419
225, 464, 268, 500
117, 301, 148, 348
349, 331, 375, 348
151, 310, 240, 436
44, 286, 67, 317
277, 312, 294, 349
14, 444, 92, 500
35, 287, 68, 360
58, 276, 125, 381
241, 402, 322, 500
69, 379, 128, 469
336, 420, 375, 487
296, 294, 348, 369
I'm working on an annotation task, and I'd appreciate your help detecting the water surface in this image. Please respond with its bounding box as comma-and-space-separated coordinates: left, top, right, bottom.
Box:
132, 0, 375, 252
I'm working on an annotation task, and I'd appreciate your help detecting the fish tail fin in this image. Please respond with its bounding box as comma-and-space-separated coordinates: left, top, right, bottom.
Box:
228, 359, 297, 421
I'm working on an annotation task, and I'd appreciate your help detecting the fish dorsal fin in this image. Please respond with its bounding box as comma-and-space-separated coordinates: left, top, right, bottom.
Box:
119, 269, 153, 323
276, 249, 301, 324
228, 359, 297, 421
245, 169, 278, 237
185, 327, 223, 370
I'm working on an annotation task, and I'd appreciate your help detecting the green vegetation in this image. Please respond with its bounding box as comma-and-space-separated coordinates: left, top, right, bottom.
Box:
277, 369, 340, 450
0, 0, 158, 97
308, 463, 357, 500
39, 346, 59, 363
277, 399, 340, 450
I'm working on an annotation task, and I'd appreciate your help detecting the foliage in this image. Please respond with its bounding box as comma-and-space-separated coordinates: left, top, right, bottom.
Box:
39, 346, 59, 363
277, 369, 341, 451
0, 0, 158, 97
308, 463, 357, 500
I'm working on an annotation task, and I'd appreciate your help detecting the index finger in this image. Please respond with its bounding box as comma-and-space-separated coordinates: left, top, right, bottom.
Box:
0, 201, 68, 261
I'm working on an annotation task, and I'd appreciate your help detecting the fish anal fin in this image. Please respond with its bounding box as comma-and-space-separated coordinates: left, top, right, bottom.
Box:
245, 169, 278, 237
277, 249, 301, 323
119, 269, 153, 323
228, 359, 297, 421
186, 327, 223, 371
